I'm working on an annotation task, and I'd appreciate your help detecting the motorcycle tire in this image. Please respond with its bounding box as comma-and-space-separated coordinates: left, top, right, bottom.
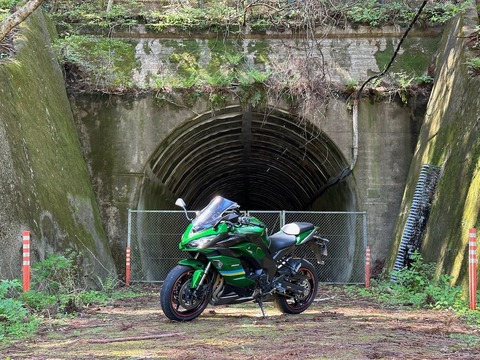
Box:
273, 259, 318, 314
160, 265, 212, 321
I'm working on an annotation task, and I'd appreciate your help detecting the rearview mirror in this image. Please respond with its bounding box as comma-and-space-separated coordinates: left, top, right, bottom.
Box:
175, 198, 192, 221
175, 198, 186, 209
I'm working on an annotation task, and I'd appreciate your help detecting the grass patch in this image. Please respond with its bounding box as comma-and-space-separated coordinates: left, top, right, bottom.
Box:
0, 254, 148, 343
349, 252, 465, 310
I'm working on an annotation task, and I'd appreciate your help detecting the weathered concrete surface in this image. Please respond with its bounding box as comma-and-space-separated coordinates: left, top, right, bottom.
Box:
71, 92, 421, 270
0, 12, 440, 277
127, 28, 441, 89
387, 8, 480, 287
66, 25, 441, 272
0, 11, 116, 281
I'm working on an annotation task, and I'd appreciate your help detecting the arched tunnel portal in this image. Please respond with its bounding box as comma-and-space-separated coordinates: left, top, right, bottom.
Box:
139, 105, 356, 211
133, 105, 361, 282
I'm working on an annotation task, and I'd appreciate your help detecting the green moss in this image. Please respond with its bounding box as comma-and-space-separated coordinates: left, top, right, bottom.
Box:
374, 39, 395, 72
0, 10, 115, 279
55, 35, 140, 90
394, 37, 441, 75
247, 40, 270, 64
374, 37, 440, 76
387, 13, 480, 289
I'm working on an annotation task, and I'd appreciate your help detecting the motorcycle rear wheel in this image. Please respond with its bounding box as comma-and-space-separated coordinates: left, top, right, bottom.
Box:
160, 265, 212, 321
273, 259, 318, 314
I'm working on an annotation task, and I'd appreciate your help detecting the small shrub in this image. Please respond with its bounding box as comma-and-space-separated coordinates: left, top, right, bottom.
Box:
0, 280, 39, 340
31, 253, 79, 295
357, 252, 463, 310
347, 0, 385, 27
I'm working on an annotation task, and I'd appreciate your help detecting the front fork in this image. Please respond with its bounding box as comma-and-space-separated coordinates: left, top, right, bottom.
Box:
191, 261, 212, 289
177, 257, 212, 297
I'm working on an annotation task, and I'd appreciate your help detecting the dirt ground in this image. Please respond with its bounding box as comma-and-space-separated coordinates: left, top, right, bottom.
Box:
1, 285, 479, 360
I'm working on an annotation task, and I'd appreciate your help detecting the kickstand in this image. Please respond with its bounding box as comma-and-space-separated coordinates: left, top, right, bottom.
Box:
256, 296, 266, 319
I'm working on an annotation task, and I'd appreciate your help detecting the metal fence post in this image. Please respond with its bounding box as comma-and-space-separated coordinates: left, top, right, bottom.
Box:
22, 231, 31, 292
365, 245, 371, 288
469, 228, 477, 310
126, 209, 132, 286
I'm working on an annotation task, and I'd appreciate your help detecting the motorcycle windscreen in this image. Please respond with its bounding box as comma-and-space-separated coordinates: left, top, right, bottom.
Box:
192, 196, 238, 232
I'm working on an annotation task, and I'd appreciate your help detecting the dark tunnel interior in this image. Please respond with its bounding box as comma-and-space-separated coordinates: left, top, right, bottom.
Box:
141, 105, 354, 211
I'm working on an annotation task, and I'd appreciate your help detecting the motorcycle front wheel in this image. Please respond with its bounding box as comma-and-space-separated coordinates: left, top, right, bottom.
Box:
273, 259, 318, 314
160, 265, 212, 321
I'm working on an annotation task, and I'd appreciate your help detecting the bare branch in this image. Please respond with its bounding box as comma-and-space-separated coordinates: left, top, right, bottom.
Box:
0, 0, 45, 43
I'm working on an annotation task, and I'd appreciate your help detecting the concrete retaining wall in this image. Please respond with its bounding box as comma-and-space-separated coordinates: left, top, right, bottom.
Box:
387, 7, 480, 287
0, 10, 116, 281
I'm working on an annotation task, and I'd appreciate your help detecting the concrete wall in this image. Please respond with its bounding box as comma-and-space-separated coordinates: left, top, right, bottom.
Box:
0, 11, 116, 281
131, 29, 441, 88
71, 92, 421, 270
0, 12, 440, 277
387, 8, 480, 287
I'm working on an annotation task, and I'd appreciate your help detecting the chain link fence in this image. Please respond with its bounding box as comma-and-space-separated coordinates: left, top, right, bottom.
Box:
127, 210, 367, 284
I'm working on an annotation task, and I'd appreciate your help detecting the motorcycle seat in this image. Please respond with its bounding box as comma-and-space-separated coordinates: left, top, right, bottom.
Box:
268, 222, 314, 253
281, 222, 314, 235
268, 232, 297, 253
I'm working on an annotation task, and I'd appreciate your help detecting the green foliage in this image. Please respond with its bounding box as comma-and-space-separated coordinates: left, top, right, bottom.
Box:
414, 74, 434, 85
347, 0, 385, 27
46, 0, 143, 34
345, 79, 358, 93
145, 4, 240, 32
356, 252, 463, 310
346, 0, 468, 27
393, 71, 414, 104
422, 0, 474, 25
0, 0, 20, 22
0, 0, 18, 8
0, 280, 39, 340
31, 252, 79, 295
45, 0, 470, 35
54, 34, 139, 91
465, 57, 480, 76
21, 290, 56, 314
0, 254, 144, 341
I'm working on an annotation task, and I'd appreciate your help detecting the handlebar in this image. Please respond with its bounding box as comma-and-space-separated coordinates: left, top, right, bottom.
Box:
239, 217, 265, 228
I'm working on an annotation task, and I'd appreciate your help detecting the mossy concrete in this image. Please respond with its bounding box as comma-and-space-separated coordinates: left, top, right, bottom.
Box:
0, 10, 116, 281
0, 12, 444, 279
387, 7, 480, 288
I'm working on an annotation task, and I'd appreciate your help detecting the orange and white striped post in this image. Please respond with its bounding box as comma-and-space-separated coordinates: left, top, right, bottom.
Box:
125, 246, 131, 286
469, 228, 477, 310
22, 231, 31, 292
365, 245, 371, 288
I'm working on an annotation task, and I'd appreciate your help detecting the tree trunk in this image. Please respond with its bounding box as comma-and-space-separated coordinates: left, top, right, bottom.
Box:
0, 0, 45, 43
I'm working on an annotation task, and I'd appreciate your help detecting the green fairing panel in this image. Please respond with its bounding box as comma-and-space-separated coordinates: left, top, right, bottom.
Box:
295, 227, 318, 245
232, 242, 266, 259
207, 254, 255, 287
191, 269, 205, 288
235, 218, 269, 246
179, 223, 229, 246
178, 258, 207, 270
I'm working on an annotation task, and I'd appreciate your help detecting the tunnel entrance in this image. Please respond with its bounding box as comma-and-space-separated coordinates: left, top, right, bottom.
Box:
131, 104, 363, 282
138, 105, 356, 211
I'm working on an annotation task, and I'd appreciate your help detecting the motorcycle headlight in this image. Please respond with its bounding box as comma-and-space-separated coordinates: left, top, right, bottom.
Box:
186, 235, 217, 249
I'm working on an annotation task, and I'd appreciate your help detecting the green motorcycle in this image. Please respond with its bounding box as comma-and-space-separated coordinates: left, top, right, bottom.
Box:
160, 196, 329, 321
